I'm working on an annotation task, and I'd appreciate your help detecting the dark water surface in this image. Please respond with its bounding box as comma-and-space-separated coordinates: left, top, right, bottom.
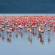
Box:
0, 0, 55, 13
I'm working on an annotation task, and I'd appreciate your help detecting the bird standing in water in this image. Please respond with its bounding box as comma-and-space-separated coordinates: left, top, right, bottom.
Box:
38, 24, 45, 44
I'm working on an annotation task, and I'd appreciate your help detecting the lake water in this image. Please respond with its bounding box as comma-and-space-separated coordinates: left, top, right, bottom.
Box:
0, 0, 55, 13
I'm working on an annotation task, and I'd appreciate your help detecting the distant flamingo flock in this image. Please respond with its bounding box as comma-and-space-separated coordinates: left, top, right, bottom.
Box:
0, 16, 55, 44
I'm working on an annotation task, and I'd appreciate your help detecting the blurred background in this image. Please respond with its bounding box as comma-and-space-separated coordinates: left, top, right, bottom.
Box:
0, 0, 55, 13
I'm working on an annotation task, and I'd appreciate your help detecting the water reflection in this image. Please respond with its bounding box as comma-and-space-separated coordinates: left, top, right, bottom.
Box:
0, 16, 55, 45
0, 25, 54, 45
